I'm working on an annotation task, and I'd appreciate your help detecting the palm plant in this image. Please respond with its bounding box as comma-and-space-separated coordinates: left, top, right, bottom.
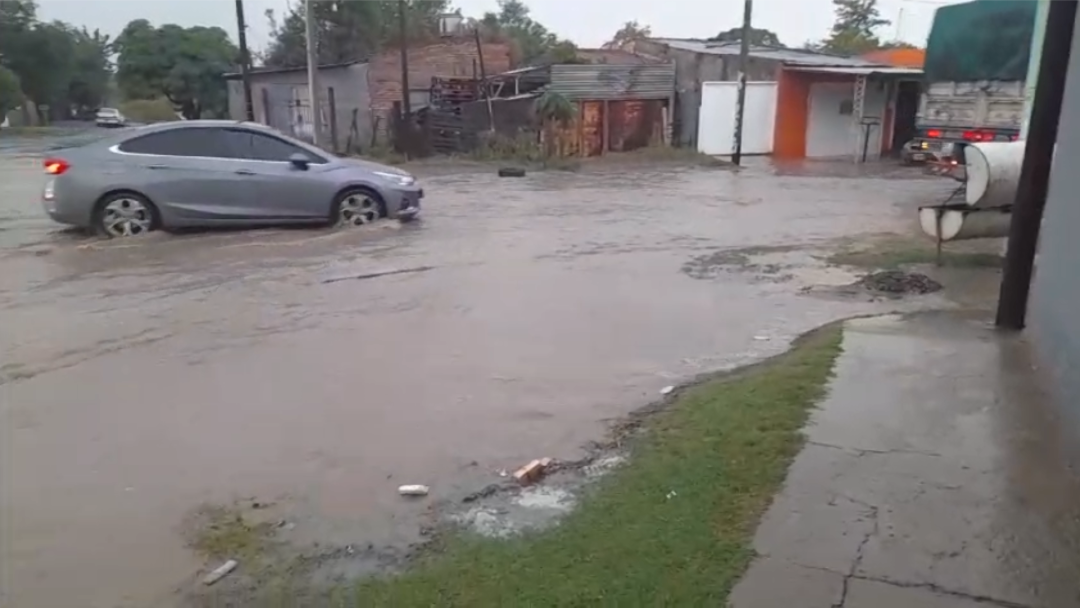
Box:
534, 91, 575, 162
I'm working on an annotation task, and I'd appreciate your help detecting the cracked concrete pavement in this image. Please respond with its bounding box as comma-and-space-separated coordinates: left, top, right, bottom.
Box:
730, 311, 1080, 608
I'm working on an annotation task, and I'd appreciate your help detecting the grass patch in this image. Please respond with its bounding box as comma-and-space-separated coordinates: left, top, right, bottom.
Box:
0, 126, 60, 138
186, 504, 275, 563
118, 98, 179, 123
353, 325, 844, 606
826, 238, 1002, 270
612, 144, 731, 167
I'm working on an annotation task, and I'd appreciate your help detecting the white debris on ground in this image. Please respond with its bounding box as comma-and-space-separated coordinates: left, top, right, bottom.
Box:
202, 559, 238, 586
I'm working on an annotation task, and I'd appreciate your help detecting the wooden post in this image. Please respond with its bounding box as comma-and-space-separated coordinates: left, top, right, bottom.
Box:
935, 207, 944, 267
577, 101, 585, 157
474, 27, 494, 132
602, 100, 611, 154
327, 87, 338, 154
260, 87, 270, 126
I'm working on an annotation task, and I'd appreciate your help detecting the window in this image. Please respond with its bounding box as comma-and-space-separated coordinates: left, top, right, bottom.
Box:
118, 128, 236, 158
225, 128, 326, 163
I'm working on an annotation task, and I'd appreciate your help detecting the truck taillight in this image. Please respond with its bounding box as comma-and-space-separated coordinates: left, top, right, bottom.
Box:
44, 158, 70, 175
926, 129, 942, 138
962, 130, 1001, 142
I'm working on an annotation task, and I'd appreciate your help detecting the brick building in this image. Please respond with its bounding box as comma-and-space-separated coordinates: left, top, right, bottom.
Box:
225, 37, 512, 149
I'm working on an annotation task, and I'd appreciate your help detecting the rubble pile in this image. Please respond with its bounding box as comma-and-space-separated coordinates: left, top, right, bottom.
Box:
858, 270, 943, 295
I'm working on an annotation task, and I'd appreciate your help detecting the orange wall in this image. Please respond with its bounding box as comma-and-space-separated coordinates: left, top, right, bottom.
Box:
861, 48, 926, 68
774, 70, 810, 158
773, 69, 859, 159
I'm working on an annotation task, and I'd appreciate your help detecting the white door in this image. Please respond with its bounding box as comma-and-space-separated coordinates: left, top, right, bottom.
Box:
697, 82, 778, 155
806, 82, 855, 158
806, 80, 891, 159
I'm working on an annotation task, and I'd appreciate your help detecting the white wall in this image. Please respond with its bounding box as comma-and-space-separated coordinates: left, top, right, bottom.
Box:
697, 82, 778, 155
806, 79, 888, 159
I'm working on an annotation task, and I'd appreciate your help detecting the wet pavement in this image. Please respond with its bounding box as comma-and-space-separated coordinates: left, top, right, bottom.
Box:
0, 148, 959, 607
731, 312, 1080, 608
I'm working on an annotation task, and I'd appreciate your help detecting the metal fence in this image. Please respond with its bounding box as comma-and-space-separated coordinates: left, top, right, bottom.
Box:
258, 87, 373, 156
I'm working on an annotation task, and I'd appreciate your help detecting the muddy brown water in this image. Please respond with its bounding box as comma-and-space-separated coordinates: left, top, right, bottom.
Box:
0, 154, 955, 607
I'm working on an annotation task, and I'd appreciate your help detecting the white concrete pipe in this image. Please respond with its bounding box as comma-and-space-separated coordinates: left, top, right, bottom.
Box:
964, 141, 1025, 207
919, 205, 1012, 242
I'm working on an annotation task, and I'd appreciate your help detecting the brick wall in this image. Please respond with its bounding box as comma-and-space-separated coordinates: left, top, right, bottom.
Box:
368, 38, 513, 113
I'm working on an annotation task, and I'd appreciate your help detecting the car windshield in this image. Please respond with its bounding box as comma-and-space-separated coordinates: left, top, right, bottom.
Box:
97, 109, 118, 116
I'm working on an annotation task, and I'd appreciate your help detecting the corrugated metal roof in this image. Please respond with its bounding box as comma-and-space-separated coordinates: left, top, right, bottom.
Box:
652, 38, 889, 68
785, 65, 924, 76
547, 63, 675, 100
223, 61, 364, 80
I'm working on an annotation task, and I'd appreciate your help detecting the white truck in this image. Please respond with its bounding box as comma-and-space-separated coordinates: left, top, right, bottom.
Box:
903, 81, 1023, 163
902, 0, 1034, 164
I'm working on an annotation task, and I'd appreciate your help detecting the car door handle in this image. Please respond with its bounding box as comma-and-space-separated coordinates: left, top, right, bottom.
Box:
234, 169, 255, 175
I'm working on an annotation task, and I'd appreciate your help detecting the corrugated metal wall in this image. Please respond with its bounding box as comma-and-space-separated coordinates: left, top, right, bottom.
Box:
547, 64, 676, 101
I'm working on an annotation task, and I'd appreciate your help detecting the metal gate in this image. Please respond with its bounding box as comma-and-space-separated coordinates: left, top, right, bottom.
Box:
696, 81, 778, 156
262, 84, 329, 143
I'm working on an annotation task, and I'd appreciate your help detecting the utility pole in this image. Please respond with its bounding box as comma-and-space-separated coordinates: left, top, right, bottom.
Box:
731, 0, 753, 166
304, 0, 321, 146
995, 0, 1077, 330
234, 0, 255, 121
398, 0, 412, 118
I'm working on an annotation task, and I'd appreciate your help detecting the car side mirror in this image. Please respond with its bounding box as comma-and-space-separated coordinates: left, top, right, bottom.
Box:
288, 153, 309, 170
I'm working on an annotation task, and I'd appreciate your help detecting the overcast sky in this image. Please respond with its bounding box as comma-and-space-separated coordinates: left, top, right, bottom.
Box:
37, 0, 957, 55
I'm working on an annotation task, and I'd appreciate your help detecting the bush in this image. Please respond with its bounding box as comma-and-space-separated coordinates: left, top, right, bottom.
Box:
118, 98, 178, 123
468, 131, 543, 162
0, 65, 22, 118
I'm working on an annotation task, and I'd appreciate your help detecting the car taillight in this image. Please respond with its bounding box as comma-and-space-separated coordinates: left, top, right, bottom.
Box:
926, 129, 942, 138
44, 158, 70, 175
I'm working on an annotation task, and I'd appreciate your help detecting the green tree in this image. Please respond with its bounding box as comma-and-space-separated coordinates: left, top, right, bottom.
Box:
709, 27, 784, 47
603, 20, 652, 50
114, 20, 238, 119
66, 27, 113, 113
0, 1, 112, 119
6, 22, 76, 117
263, 0, 449, 68
479, 0, 575, 65
821, 0, 890, 55
0, 65, 23, 117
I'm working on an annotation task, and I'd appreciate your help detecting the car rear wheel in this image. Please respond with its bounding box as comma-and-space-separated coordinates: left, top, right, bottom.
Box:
331, 188, 385, 227
94, 192, 159, 238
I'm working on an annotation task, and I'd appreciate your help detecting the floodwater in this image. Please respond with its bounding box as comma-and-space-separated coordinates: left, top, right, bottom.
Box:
0, 148, 954, 607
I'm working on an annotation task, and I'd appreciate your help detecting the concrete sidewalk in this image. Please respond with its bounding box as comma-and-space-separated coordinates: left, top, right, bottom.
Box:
731, 312, 1080, 608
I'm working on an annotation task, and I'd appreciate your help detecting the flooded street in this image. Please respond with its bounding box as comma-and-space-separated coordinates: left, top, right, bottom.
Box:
0, 150, 954, 607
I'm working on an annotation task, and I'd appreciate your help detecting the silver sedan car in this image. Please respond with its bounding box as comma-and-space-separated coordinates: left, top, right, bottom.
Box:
42, 120, 422, 237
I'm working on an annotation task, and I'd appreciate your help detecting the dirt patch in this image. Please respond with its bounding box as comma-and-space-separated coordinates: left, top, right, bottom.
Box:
681, 245, 802, 282
857, 270, 943, 295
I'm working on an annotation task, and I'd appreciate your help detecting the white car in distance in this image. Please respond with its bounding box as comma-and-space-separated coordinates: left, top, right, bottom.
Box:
95, 108, 127, 128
